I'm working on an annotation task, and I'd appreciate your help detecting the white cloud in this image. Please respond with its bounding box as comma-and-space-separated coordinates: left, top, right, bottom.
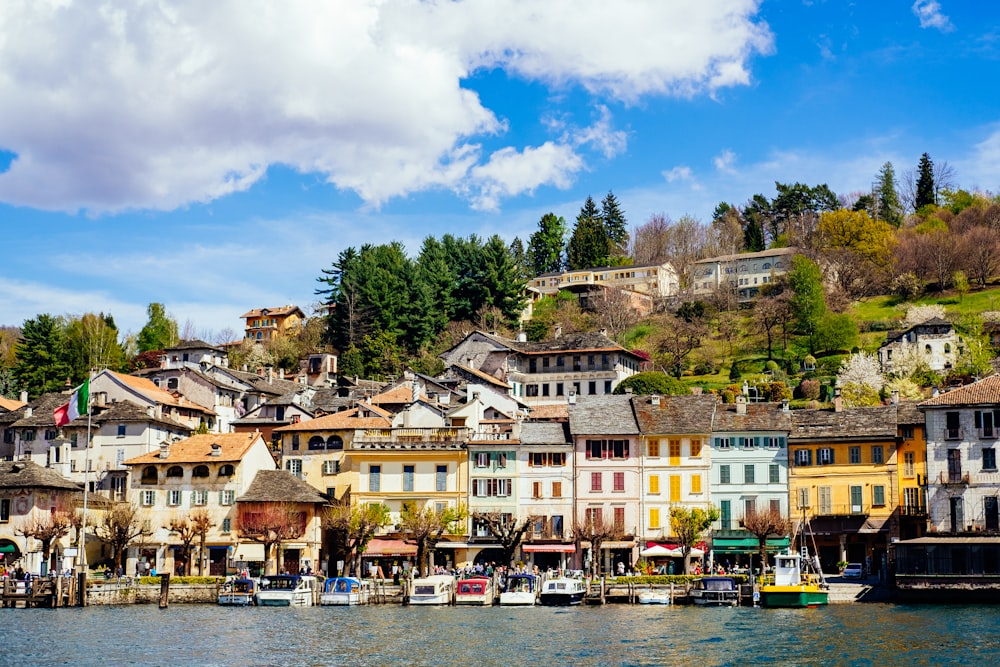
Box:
663, 166, 693, 183
912, 0, 954, 32
0, 1, 772, 214
714, 149, 738, 174
956, 124, 1000, 192
468, 142, 584, 212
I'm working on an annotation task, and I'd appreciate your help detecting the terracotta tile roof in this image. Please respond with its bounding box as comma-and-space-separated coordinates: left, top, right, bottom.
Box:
568, 394, 639, 435
0, 396, 26, 412
237, 469, 328, 504
109, 371, 216, 415
632, 394, 718, 434
527, 404, 569, 421
711, 401, 793, 432
790, 405, 898, 441
240, 305, 304, 318
122, 432, 264, 465
274, 407, 391, 432
369, 384, 422, 405
0, 459, 82, 492
918, 375, 1000, 407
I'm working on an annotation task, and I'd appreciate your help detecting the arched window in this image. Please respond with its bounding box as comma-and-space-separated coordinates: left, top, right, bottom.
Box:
326, 435, 344, 450
219, 464, 235, 477
141, 466, 157, 483
925, 344, 932, 355
192, 465, 210, 478
308, 436, 325, 450
944, 343, 951, 353
166, 465, 184, 478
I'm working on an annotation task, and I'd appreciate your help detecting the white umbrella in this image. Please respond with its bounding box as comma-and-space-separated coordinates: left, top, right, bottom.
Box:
640, 545, 672, 557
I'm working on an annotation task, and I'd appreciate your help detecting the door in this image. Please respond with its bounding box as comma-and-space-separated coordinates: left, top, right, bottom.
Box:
950, 497, 964, 533
986, 497, 1000, 532
850, 486, 863, 514
947, 449, 962, 483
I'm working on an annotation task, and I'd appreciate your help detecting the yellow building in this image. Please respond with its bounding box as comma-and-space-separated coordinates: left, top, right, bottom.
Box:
896, 401, 928, 540
241, 305, 306, 342
788, 404, 898, 574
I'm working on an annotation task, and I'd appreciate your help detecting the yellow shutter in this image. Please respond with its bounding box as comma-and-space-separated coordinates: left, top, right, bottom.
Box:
670, 475, 681, 502
669, 440, 681, 465
691, 474, 702, 494
650, 507, 660, 529
649, 474, 660, 494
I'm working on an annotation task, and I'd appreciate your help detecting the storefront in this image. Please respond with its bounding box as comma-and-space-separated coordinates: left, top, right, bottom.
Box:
361, 538, 418, 578
521, 543, 576, 572
710, 535, 791, 570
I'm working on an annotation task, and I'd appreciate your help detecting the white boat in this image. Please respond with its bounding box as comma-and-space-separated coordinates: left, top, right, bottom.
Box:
218, 577, 256, 606
455, 576, 494, 606
637, 588, 672, 605
499, 573, 537, 606
254, 574, 319, 607
538, 575, 586, 606
320, 576, 371, 606
689, 576, 739, 606
408, 574, 455, 605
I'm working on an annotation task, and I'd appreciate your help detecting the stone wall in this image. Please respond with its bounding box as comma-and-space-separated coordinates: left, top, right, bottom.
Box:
87, 582, 219, 605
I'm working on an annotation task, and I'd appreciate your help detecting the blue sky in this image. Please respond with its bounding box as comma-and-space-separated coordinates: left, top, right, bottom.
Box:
1, 1, 998, 340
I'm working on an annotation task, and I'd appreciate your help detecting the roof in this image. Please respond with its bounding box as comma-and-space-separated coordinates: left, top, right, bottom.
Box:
568, 394, 639, 435
217, 367, 303, 396
534, 261, 673, 278
123, 432, 265, 465
693, 246, 798, 265
919, 375, 1000, 408
790, 405, 898, 442
241, 305, 305, 319
105, 370, 216, 415
632, 394, 718, 434
504, 331, 634, 356
9, 392, 71, 428
165, 339, 224, 352
0, 459, 82, 492
453, 364, 511, 389
519, 421, 571, 445
711, 401, 792, 432
237, 469, 328, 504
86, 400, 193, 431
274, 407, 391, 432
526, 404, 569, 421
0, 396, 26, 412
895, 400, 925, 425
369, 384, 425, 406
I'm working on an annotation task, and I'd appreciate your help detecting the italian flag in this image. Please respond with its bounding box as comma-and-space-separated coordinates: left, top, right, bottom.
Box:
53, 379, 90, 427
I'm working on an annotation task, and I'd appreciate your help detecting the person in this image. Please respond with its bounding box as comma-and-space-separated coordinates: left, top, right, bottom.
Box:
617, 561, 625, 576
150, 566, 157, 577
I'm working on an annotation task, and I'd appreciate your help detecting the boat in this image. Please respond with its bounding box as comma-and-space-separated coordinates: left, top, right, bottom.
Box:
690, 576, 739, 606
254, 574, 319, 607
759, 552, 829, 608
637, 587, 672, 605
408, 574, 455, 605
320, 576, 371, 606
217, 577, 256, 606
499, 573, 537, 606
538, 575, 586, 606
455, 575, 494, 606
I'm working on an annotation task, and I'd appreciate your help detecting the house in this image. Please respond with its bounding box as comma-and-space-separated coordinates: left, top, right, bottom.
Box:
1, 392, 76, 466
160, 339, 228, 370
241, 305, 306, 342
690, 247, 797, 301
895, 400, 929, 540
89, 369, 217, 432
528, 261, 679, 299
231, 387, 317, 444
466, 422, 519, 567
707, 397, 793, 562
0, 460, 82, 576
235, 469, 329, 576
518, 420, 576, 571
877, 317, 960, 374
122, 431, 277, 577
569, 394, 641, 573
632, 394, 717, 549
789, 403, 899, 573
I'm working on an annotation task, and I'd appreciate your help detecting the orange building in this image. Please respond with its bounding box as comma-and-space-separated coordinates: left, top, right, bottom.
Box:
241, 305, 306, 342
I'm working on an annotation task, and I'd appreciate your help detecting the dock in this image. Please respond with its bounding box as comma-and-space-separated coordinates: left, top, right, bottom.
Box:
0, 576, 77, 608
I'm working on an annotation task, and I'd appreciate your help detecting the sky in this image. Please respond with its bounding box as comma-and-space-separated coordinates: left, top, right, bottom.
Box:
1, 0, 998, 341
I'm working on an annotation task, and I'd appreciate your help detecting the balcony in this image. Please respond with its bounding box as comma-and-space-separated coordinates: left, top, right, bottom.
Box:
939, 471, 970, 486
978, 427, 998, 440
900, 505, 927, 517
353, 427, 469, 448
813, 503, 870, 517
944, 427, 964, 440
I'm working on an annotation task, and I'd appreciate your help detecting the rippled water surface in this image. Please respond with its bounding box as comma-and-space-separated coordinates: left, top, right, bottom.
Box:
2, 603, 998, 666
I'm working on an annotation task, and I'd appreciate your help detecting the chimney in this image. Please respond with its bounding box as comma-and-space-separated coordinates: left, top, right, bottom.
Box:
891, 390, 899, 405
781, 399, 790, 412
516, 331, 527, 343
651, 394, 660, 407
25, 406, 32, 418
568, 390, 577, 405
265, 366, 273, 384
412, 380, 420, 403
833, 387, 843, 413
599, 328, 608, 337
159, 441, 171, 459
210, 443, 222, 456
19, 391, 28, 403
736, 394, 747, 415
554, 324, 563, 339
146, 405, 155, 417
279, 368, 285, 380
932, 386, 939, 397
512, 414, 523, 440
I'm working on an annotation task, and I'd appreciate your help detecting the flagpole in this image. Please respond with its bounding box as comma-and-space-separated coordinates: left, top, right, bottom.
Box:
78, 373, 93, 597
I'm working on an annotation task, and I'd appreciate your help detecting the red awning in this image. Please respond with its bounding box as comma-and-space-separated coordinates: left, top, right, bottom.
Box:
645, 541, 707, 551
522, 544, 576, 553
362, 539, 417, 557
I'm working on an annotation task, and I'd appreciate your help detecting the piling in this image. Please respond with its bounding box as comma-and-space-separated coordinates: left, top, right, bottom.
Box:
158, 573, 170, 609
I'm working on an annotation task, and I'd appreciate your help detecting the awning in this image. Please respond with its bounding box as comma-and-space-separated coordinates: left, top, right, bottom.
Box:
233, 543, 265, 561
363, 539, 417, 557
711, 537, 790, 554
522, 544, 576, 553
600, 541, 636, 550
435, 542, 501, 549
858, 518, 889, 534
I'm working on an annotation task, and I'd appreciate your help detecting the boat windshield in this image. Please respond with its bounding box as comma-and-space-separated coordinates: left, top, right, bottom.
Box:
260, 576, 298, 590
702, 579, 735, 591
459, 582, 485, 594
507, 576, 533, 593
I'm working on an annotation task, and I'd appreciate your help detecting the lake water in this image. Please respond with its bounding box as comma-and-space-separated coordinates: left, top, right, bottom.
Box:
2, 603, 996, 666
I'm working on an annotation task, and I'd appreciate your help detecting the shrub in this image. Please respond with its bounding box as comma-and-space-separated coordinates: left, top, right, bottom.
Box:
797, 379, 821, 400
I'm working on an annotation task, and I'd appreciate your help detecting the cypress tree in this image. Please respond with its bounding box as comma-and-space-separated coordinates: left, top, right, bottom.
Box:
915, 152, 936, 210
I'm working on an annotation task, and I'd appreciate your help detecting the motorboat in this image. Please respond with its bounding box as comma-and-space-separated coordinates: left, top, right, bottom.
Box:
408, 574, 455, 605
759, 552, 829, 608
320, 576, 371, 606
499, 573, 537, 606
455, 576, 494, 606
637, 587, 672, 605
538, 575, 585, 606
690, 576, 739, 606
218, 577, 256, 606
254, 574, 319, 607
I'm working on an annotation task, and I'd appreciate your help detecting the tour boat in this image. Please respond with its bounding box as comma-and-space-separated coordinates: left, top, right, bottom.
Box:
455, 575, 494, 606
759, 552, 829, 608
254, 574, 319, 607
408, 574, 455, 605
217, 577, 256, 606
320, 576, 371, 606
538, 575, 586, 606
499, 573, 537, 606
690, 576, 740, 606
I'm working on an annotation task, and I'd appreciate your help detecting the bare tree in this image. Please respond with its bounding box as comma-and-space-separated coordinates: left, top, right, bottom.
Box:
656, 313, 708, 378
471, 511, 537, 567
168, 510, 213, 576
751, 293, 792, 360
574, 511, 626, 577
237, 502, 306, 576
399, 503, 467, 576
589, 287, 639, 343
323, 501, 391, 577
959, 226, 1000, 287
93, 503, 152, 572
741, 507, 791, 572
630, 213, 672, 265
17, 511, 72, 575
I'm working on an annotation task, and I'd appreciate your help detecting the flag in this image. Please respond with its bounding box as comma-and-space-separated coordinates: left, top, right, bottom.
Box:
54, 379, 90, 427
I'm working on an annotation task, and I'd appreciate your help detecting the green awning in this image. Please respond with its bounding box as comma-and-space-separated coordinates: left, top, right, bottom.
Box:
0, 544, 19, 553
711, 537, 790, 554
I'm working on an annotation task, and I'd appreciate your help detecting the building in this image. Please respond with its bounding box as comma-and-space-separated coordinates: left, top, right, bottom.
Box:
691, 247, 797, 301
877, 317, 960, 374
241, 305, 306, 342
895, 400, 929, 540
529, 261, 679, 299
89, 369, 217, 432
517, 420, 576, 571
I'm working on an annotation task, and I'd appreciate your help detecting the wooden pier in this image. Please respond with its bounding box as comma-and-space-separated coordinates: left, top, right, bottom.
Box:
0, 576, 77, 608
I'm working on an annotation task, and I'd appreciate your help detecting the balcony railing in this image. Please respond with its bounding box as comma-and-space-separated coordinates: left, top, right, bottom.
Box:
939, 471, 970, 485
354, 427, 469, 444
944, 427, 964, 440
900, 505, 927, 517
813, 503, 870, 517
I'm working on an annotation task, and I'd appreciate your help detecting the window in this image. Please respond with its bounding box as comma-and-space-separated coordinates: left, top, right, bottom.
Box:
720, 500, 731, 529
526, 385, 539, 397
613, 471, 625, 492
715, 437, 732, 450
765, 436, 785, 449
818, 486, 832, 514
0, 498, 9, 523
117, 423, 126, 437
648, 440, 660, 457
221, 518, 231, 533
23, 429, 35, 442
307, 435, 325, 450
850, 486, 863, 513
744, 464, 755, 484
472, 479, 511, 497
649, 474, 660, 494
192, 465, 209, 478
873, 485, 886, 507
690, 440, 702, 458
669, 475, 681, 502
588, 381, 596, 395
141, 490, 156, 507
591, 472, 602, 492
556, 383, 564, 396
817, 448, 834, 465
219, 464, 235, 478
769, 498, 781, 515
903, 452, 915, 477
552, 515, 564, 538
872, 446, 884, 465
849, 447, 861, 464
285, 459, 302, 479
743, 497, 756, 518
166, 466, 183, 478
369, 465, 381, 492
219, 489, 235, 506
769, 464, 780, 484
552, 481, 562, 498
191, 490, 208, 506
586, 439, 629, 460
797, 487, 811, 509
550, 452, 565, 467
613, 507, 625, 531
985, 448, 997, 471
533, 482, 542, 499
649, 507, 661, 529
720, 465, 730, 485
604, 380, 612, 394
323, 459, 340, 475
691, 474, 702, 494
167, 490, 182, 506
436, 465, 447, 492
669, 441, 681, 464
141, 466, 158, 483
403, 465, 415, 492
542, 384, 550, 397
475, 452, 490, 468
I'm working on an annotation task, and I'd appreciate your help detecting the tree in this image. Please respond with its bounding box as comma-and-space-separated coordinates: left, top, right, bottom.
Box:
527, 212, 567, 275
64, 313, 126, 381
600, 191, 629, 259
959, 226, 1000, 287
613, 371, 690, 396
574, 511, 627, 577
12, 314, 73, 398
787, 255, 827, 353
168, 510, 213, 576
875, 162, 903, 227
589, 287, 638, 343
915, 153, 936, 210
630, 213, 671, 266
237, 502, 307, 575
398, 503, 467, 576
93, 503, 152, 572
655, 312, 708, 378
136, 303, 178, 353
741, 507, 791, 572
17, 510, 72, 575
480, 234, 529, 326
669, 505, 720, 573
751, 293, 792, 359
813, 313, 859, 354
323, 501, 391, 577
817, 209, 895, 299
471, 511, 536, 567
566, 196, 609, 270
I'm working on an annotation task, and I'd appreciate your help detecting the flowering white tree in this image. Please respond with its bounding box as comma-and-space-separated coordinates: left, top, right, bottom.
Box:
837, 352, 885, 407
905, 304, 946, 327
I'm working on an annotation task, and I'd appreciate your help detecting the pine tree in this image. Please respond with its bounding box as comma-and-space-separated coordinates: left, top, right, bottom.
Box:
600, 191, 629, 258
12, 314, 71, 398
527, 212, 567, 276
874, 161, 903, 226
481, 235, 528, 325
915, 152, 936, 210
566, 196, 609, 270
